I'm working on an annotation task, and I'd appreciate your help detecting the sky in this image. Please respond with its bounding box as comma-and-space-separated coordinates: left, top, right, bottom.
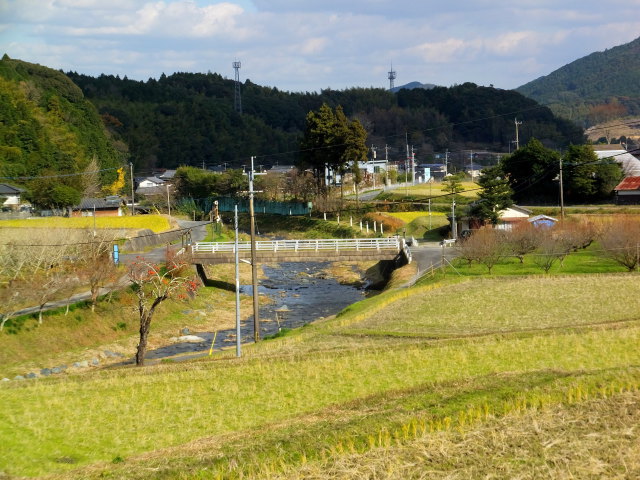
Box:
1, 0, 640, 93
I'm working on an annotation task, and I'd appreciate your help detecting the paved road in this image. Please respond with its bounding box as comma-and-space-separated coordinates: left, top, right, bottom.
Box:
401, 241, 457, 286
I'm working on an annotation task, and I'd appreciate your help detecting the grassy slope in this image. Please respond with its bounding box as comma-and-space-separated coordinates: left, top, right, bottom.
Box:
2, 268, 640, 478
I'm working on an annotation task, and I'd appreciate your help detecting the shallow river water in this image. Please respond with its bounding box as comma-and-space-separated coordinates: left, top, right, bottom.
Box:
144, 262, 369, 360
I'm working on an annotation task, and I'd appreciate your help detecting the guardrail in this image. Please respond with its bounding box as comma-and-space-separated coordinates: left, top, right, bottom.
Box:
192, 237, 401, 254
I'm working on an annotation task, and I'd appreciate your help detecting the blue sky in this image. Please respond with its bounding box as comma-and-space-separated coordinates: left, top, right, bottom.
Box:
1, 0, 639, 92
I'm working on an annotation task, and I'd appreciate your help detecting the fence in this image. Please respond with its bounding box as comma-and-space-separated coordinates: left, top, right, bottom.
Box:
193, 197, 312, 216
193, 237, 401, 254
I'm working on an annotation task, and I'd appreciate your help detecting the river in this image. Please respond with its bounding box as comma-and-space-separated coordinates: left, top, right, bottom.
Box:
144, 261, 371, 360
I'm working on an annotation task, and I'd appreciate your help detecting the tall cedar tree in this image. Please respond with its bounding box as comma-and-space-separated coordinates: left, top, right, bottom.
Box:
299, 103, 368, 196
469, 165, 514, 225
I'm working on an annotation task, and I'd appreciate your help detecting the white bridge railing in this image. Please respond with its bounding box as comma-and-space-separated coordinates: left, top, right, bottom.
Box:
192, 237, 402, 254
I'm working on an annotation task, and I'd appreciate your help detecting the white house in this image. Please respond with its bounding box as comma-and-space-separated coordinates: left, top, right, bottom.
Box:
0, 183, 25, 209
138, 176, 165, 189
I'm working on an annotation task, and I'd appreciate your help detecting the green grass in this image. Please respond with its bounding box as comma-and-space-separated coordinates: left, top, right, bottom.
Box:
451, 242, 626, 276
342, 274, 640, 338
2, 271, 640, 477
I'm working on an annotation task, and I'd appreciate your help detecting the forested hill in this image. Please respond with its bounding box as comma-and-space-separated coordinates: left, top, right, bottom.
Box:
0, 56, 122, 199
516, 36, 640, 125
67, 72, 583, 173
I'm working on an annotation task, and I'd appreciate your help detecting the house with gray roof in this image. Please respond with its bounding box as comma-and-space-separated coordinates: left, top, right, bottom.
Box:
0, 183, 26, 210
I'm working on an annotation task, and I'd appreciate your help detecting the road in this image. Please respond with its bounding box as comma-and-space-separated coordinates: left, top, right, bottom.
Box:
401, 241, 457, 286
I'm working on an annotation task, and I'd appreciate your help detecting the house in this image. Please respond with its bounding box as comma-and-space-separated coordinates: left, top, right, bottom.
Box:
71, 196, 124, 217
614, 176, 640, 204
0, 183, 25, 210
267, 165, 296, 175
464, 162, 485, 180
158, 169, 176, 181
357, 159, 389, 175
455, 205, 532, 233
137, 176, 164, 189
136, 176, 167, 197
528, 214, 558, 228
593, 147, 640, 177
418, 163, 447, 180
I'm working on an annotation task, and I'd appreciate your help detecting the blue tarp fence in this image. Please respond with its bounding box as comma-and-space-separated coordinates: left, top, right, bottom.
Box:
199, 197, 312, 215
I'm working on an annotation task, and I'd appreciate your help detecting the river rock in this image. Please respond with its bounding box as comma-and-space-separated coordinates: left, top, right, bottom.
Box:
13, 375, 24, 381
180, 327, 190, 335
51, 367, 63, 374
40, 368, 52, 376
73, 360, 89, 368
25, 372, 38, 379
91, 358, 100, 366
170, 335, 206, 343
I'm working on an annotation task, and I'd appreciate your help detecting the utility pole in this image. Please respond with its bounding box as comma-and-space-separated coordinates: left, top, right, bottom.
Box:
248, 156, 260, 342
411, 145, 416, 185
129, 162, 135, 216
451, 199, 457, 240
166, 184, 171, 217
559, 156, 565, 220
445, 149, 449, 176
514, 118, 523, 150
234, 204, 241, 357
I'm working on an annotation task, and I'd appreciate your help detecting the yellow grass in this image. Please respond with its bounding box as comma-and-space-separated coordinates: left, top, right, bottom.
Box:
403, 181, 479, 198
0, 215, 171, 233
386, 211, 446, 223
274, 390, 640, 479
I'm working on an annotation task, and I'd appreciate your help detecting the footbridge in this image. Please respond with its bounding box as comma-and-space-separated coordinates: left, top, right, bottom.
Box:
188, 237, 411, 265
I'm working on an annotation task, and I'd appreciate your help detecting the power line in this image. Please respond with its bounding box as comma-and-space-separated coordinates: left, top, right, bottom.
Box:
0, 167, 120, 181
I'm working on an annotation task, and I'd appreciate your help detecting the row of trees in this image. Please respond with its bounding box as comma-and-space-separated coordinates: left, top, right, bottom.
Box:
0, 228, 200, 366
0, 230, 120, 330
456, 216, 640, 274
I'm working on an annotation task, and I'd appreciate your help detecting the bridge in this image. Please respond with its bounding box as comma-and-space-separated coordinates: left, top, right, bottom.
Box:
188, 237, 411, 265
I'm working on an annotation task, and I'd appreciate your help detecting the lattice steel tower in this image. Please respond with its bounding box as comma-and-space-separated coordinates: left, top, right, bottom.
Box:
388, 62, 396, 90
233, 61, 242, 114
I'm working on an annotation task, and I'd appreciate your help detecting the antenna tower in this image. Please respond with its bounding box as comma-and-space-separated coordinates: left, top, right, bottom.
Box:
388, 62, 396, 90
233, 61, 242, 114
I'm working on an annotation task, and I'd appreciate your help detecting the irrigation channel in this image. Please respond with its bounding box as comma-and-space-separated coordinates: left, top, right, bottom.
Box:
143, 261, 371, 361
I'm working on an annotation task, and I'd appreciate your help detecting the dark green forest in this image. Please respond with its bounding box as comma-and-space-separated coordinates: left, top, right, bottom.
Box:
517, 36, 640, 125
66, 71, 583, 173
0, 56, 122, 206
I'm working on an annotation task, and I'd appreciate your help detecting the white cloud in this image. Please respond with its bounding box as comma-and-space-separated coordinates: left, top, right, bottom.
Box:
1, 0, 639, 92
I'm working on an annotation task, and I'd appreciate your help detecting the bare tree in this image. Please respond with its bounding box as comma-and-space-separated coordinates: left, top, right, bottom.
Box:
76, 230, 120, 312
456, 228, 506, 273
82, 156, 102, 199
505, 222, 541, 263
0, 279, 32, 331
128, 250, 199, 366
35, 264, 80, 324
599, 216, 640, 271
532, 234, 567, 273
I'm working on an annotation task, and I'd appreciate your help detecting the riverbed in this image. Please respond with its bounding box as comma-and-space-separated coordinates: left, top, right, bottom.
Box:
145, 261, 370, 360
